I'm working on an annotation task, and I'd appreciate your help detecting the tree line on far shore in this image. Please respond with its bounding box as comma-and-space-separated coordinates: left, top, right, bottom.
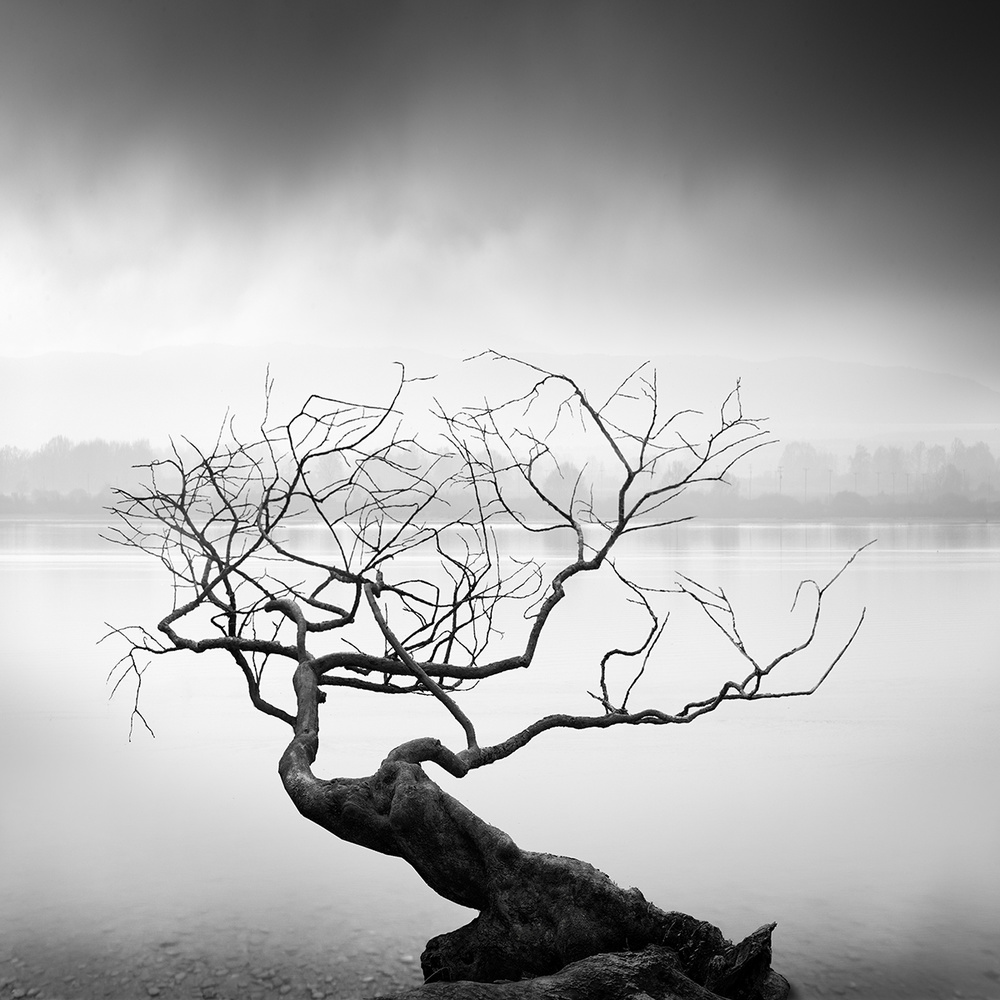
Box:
714, 438, 1000, 519
1, 434, 998, 520
0, 437, 156, 516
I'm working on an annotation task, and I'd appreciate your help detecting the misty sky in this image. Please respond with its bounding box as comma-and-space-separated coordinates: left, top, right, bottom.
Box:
1, 1, 998, 386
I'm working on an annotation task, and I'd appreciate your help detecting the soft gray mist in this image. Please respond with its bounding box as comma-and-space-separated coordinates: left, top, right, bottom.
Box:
1, 3, 998, 998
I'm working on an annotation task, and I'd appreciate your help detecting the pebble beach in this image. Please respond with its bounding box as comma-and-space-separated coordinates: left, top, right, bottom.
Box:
3, 922, 999, 1000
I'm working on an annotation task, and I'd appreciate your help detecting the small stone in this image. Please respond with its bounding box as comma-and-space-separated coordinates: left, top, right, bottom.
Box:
12, 991, 26, 999
147, 988, 161, 997
279, 986, 292, 995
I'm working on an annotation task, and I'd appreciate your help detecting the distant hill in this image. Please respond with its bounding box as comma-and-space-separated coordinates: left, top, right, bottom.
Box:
3, 345, 998, 460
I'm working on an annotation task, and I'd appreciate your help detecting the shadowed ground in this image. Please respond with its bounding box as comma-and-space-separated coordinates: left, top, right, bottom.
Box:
3, 922, 998, 1000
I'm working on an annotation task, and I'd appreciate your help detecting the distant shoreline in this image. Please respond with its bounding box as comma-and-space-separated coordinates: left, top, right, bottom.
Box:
1, 509, 996, 528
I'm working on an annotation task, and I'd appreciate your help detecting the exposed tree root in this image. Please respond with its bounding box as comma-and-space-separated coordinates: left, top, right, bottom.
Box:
378, 943, 790, 999
279, 670, 787, 1000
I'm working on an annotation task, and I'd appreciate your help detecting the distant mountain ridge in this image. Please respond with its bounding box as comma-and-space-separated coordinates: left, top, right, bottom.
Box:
3, 345, 998, 457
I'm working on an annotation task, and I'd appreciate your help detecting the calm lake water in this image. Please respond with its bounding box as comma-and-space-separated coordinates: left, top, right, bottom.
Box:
2, 518, 999, 994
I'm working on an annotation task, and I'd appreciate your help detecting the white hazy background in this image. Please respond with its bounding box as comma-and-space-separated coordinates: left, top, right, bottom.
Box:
1, 1, 999, 994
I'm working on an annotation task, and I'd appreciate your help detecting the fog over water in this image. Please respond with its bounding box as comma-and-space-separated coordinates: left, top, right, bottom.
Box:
2, 520, 999, 995
1, 5, 999, 997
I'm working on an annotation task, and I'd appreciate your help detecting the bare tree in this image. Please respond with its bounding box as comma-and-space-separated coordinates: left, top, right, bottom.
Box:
105, 353, 871, 1000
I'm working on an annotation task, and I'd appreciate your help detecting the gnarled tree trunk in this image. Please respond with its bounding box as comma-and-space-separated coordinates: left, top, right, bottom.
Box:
278, 661, 789, 1000
106, 356, 871, 999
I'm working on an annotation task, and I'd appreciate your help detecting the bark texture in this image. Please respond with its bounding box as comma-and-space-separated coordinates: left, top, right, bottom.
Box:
278, 662, 787, 999
379, 945, 790, 1000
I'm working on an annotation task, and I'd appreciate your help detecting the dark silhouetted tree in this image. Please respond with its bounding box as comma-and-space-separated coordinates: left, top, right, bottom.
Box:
106, 354, 870, 1000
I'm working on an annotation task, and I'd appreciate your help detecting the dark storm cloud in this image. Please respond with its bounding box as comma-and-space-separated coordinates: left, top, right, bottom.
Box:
1, 1, 997, 376
1, 2, 406, 188
6, 5, 994, 267
5, 2, 996, 194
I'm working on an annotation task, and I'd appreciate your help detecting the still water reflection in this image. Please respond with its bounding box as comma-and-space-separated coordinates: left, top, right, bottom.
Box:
2, 519, 998, 981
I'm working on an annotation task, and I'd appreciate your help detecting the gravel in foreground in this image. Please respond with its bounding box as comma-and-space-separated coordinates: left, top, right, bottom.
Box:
2, 928, 999, 1000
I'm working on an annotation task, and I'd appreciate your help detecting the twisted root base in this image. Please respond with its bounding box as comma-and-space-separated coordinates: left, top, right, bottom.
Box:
383, 943, 790, 999
279, 700, 790, 1000
417, 850, 779, 989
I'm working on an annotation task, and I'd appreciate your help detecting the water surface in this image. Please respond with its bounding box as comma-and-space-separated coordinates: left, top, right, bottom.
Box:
2, 519, 998, 995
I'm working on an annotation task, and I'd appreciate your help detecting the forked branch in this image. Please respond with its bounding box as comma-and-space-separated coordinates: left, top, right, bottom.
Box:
105, 355, 871, 777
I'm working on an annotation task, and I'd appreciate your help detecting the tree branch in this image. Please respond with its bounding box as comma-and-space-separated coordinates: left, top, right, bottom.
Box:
364, 582, 479, 752
105, 354, 870, 776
